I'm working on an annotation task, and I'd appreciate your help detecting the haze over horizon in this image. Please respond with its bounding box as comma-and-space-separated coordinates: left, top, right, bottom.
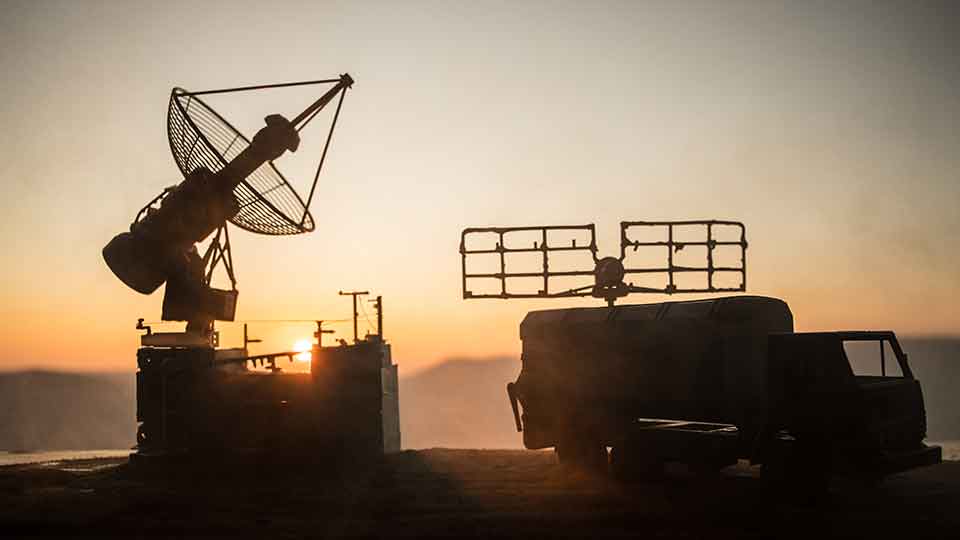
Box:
1, 1, 957, 372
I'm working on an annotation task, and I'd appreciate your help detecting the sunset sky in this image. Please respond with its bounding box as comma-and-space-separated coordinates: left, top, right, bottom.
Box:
1, 1, 957, 373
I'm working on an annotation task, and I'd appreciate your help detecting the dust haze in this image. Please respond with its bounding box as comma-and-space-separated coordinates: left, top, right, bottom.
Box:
1, 338, 958, 452
0, 371, 135, 451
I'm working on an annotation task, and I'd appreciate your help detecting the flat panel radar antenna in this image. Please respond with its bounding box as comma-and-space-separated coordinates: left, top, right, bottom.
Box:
103, 73, 355, 339
460, 220, 747, 306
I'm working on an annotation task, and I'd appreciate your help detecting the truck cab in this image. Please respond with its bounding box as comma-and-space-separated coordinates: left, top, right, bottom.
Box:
767, 331, 940, 480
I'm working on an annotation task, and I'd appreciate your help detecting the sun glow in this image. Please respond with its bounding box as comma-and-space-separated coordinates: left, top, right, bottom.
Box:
292, 339, 312, 363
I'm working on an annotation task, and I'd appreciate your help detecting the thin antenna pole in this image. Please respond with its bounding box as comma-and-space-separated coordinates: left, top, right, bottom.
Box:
369, 295, 383, 340
314, 320, 334, 347
296, 85, 344, 133
222, 223, 236, 288
339, 290, 369, 343
243, 323, 262, 349
292, 74, 354, 127
377, 296, 382, 339
184, 78, 341, 97
299, 87, 347, 226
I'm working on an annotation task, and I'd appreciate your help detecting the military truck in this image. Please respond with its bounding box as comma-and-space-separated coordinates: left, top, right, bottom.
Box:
506, 296, 941, 488
459, 221, 940, 489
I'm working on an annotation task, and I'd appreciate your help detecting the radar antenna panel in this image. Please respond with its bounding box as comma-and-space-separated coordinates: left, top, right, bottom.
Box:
460, 220, 747, 306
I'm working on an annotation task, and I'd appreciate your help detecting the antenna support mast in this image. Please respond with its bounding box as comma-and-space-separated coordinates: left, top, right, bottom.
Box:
369, 295, 383, 341
339, 290, 369, 343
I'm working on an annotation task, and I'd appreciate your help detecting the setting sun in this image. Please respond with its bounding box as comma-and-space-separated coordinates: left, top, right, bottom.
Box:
292, 339, 312, 363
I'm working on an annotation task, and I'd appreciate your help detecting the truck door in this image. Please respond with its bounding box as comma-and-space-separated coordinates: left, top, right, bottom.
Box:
839, 332, 927, 452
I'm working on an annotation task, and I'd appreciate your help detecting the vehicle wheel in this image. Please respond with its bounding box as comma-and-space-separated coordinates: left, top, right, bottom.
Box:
763, 442, 829, 503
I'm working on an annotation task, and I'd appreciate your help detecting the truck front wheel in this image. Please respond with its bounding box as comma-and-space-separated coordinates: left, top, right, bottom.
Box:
762, 440, 829, 502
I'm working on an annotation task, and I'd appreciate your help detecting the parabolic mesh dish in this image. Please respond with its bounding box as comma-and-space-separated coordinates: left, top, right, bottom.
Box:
167, 88, 314, 235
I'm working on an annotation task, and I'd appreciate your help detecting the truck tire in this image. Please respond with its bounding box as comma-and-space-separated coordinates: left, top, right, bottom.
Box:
762, 440, 829, 502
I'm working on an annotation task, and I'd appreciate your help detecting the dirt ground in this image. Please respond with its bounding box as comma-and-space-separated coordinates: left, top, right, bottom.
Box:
0, 449, 956, 539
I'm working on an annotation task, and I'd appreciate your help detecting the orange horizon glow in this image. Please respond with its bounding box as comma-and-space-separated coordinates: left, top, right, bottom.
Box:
1, 2, 957, 374
292, 339, 312, 363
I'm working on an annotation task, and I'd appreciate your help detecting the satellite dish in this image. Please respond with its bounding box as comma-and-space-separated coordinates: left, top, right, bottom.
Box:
167, 76, 352, 235
103, 74, 354, 334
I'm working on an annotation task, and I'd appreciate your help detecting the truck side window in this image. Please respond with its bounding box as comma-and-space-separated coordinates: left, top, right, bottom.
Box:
844, 340, 904, 377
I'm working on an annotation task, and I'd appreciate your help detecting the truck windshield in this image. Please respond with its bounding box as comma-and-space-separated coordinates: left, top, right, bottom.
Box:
843, 339, 903, 377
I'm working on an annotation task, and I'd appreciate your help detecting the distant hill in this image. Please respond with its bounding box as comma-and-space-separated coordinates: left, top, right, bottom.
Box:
400, 357, 521, 449
0, 338, 956, 451
0, 371, 136, 452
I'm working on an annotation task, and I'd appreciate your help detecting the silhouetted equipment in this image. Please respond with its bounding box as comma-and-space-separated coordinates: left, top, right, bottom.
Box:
103, 75, 401, 460
371, 295, 383, 341
460, 221, 747, 306
505, 296, 941, 489
314, 320, 336, 347
134, 294, 400, 459
243, 323, 262, 349
339, 290, 369, 343
461, 220, 939, 491
103, 74, 354, 337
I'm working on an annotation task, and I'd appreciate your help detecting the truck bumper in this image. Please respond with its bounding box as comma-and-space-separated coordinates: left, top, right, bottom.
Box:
863, 444, 943, 477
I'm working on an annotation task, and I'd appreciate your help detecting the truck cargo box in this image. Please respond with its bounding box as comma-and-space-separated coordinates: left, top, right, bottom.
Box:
515, 295, 793, 449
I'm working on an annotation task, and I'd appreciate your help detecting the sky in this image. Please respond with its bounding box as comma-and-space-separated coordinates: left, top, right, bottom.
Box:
0, 0, 957, 373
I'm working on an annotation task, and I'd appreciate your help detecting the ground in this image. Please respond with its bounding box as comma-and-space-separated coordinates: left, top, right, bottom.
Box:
0, 449, 956, 538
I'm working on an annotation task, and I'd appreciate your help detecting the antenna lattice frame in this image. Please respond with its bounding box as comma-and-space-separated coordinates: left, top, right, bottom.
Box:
166, 76, 350, 236
460, 220, 748, 304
